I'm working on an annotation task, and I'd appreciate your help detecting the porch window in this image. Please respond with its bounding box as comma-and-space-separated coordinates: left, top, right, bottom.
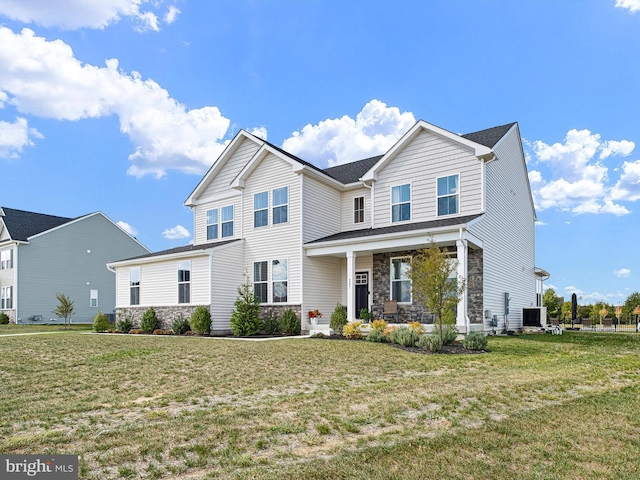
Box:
178, 260, 191, 304
90, 289, 98, 308
254, 191, 269, 228
354, 196, 364, 224
0, 249, 13, 270
253, 261, 268, 303
391, 184, 411, 222
391, 257, 411, 303
272, 259, 288, 303
1, 286, 12, 309
273, 187, 288, 224
206, 209, 218, 240
221, 205, 234, 237
437, 174, 459, 216
130, 267, 140, 306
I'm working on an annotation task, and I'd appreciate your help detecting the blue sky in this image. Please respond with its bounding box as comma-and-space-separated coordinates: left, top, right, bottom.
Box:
1, 0, 640, 305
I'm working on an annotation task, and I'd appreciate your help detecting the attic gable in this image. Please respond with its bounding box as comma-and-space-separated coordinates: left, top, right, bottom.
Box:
0, 207, 73, 242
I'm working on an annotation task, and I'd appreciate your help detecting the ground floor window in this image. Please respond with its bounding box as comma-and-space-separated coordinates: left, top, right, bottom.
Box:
90, 289, 98, 308
391, 256, 411, 303
130, 267, 140, 305
178, 260, 191, 304
272, 259, 288, 302
254, 261, 268, 303
1, 286, 12, 309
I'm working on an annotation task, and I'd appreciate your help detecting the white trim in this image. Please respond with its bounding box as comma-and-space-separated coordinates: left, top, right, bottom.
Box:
272, 185, 289, 226
221, 204, 235, 238
390, 182, 412, 224
188, 189, 241, 207
177, 259, 191, 304
390, 256, 412, 304
271, 257, 289, 304
355, 268, 373, 319
436, 173, 460, 217
205, 208, 219, 241
346, 251, 356, 321
253, 190, 269, 229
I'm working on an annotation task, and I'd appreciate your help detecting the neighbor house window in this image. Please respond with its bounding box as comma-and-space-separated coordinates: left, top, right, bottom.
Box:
221, 205, 234, 237
254, 191, 269, 228
391, 184, 411, 222
273, 187, 288, 224
354, 196, 364, 224
206, 209, 218, 240
1, 286, 12, 309
0, 249, 13, 270
178, 260, 191, 304
90, 289, 98, 308
272, 259, 288, 303
391, 257, 411, 303
130, 267, 140, 306
437, 174, 459, 216
253, 261, 268, 303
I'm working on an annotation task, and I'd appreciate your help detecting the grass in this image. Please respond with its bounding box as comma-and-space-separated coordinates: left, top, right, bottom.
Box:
0, 332, 639, 479
0, 323, 93, 335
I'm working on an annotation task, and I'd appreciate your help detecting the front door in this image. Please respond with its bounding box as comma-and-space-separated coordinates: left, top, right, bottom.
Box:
355, 272, 369, 319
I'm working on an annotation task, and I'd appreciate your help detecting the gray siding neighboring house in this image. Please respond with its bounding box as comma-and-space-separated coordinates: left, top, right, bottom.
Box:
0, 207, 150, 324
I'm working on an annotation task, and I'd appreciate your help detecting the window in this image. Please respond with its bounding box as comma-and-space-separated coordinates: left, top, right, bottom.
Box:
354, 196, 364, 224
272, 259, 288, 303
391, 184, 411, 222
206, 209, 218, 240
273, 187, 288, 224
90, 289, 98, 308
437, 174, 459, 216
130, 267, 140, 306
178, 260, 191, 304
0, 249, 13, 270
1, 286, 12, 309
253, 261, 268, 303
254, 191, 269, 228
391, 257, 411, 303
221, 205, 234, 237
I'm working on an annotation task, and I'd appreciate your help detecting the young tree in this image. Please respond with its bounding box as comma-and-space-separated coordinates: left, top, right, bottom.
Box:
230, 277, 261, 336
408, 240, 465, 342
53, 293, 74, 330
622, 292, 640, 323
542, 288, 560, 319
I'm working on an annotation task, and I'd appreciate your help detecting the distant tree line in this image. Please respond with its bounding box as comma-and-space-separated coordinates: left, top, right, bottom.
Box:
543, 289, 640, 324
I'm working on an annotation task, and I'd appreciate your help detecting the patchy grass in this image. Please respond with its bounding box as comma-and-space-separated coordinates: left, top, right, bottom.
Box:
0, 323, 93, 335
0, 332, 639, 479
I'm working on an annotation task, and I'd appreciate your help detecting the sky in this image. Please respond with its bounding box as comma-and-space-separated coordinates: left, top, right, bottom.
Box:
1, 0, 640, 306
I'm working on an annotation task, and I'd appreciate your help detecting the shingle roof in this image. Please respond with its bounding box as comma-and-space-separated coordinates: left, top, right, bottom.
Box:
462, 123, 516, 148
306, 213, 483, 244
114, 239, 241, 263
321, 155, 383, 184
0, 207, 74, 242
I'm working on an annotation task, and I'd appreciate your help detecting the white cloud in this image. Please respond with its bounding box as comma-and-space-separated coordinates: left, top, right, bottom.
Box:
0, 27, 233, 177
0, 116, 42, 158
616, 0, 640, 13
163, 224, 190, 240
281, 100, 415, 167
0, 0, 179, 31
614, 268, 631, 278
600, 140, 635, 159
249, 126, 268, 140
611, 160, 640, 201
116, 221, 138, 236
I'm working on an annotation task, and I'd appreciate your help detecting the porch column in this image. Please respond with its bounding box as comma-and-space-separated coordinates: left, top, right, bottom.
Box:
346, 251, 356, 322
456, 238, 469, 332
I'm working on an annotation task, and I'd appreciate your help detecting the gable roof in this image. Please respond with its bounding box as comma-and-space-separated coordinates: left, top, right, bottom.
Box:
461, 122, 517, 148
108, 239, 241, 265
321, 155, 383, 184
0, 207, 74, 242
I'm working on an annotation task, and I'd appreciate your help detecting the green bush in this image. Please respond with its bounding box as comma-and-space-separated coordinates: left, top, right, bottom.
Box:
463, 331, 488, 350
140, 307, 158, 334
418, 332, 443, 353
0, 312, 10, 324
366, 328, 387, 343
230, 280, 261, 336
191, 306, 212, 335
280, 308, 300, 335
116, 314, 133, 333
172, 315, 191, 335
390, 327, 419, 347
441, 308, 456, 326
359, 308, 372, 322
440, 324, 459, 346
330, 303, 348, 335
92, 310, 110, 332
262, 312, 281, 335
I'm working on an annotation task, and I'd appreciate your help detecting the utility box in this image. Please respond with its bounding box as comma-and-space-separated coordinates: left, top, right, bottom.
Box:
523, 307, 546, 327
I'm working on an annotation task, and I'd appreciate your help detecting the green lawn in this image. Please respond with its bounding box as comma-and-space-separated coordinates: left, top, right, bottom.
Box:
0, 323, 93, 335
1, 332, 639, 479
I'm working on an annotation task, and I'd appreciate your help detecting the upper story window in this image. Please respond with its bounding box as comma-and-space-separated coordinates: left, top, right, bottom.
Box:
1, 286, 13, 309
391, 184, 411, 222
254, 191, 269, 228
90, 289, 98, 308
221, 205, 234, 237
273, 187, 288, 225
0, 249, 13, 270
178, 260, 191, 304
354, 196, 364, 224
437, 174, 459, 216
129, 267, 140, 306
391, 257, 411, 303
206, 209, 218, 240
253, 261, 268, 303
272, 259, 288, 302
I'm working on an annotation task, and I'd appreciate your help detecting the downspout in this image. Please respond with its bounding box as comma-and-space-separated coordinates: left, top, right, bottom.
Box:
13, 244, 19, 324
362, 181, 374, 228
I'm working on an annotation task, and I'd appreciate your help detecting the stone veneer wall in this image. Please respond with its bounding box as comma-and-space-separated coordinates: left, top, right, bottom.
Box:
117, 305, 205, 331
0, 309, 16, 324
467, 248, 483, 324
259, 304, 301, 322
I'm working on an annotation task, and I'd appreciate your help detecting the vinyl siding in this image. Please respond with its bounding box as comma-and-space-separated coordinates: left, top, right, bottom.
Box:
302, 255, 342, 326
468, 126, 537, 330
302, 175, 342, 243
373, 130, 483, 227
341, 187, 371, 231
193, 195, 241, 246
210, 242, 244, 330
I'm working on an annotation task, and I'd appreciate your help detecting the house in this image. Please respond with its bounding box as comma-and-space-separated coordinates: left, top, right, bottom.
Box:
0, 207, 150, 324
108, 119, 546, 333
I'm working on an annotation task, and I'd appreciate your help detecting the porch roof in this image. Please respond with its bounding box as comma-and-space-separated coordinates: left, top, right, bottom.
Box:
108, 239, 241, 266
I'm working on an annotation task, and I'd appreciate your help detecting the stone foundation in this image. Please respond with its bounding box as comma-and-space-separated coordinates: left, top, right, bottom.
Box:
259, 304, 301, 322
116, 305, 207, 331
0, 309, 15, 324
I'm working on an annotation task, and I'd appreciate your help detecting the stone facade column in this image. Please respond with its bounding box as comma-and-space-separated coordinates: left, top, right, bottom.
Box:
346, 251, 356, 322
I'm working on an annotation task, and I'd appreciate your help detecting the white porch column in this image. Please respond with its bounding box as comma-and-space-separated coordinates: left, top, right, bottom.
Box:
456, 238, 469, 332
346, 251, 356, 322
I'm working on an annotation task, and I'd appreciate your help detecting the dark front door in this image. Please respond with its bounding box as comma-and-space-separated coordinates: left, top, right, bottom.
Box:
355, 272, 369, 318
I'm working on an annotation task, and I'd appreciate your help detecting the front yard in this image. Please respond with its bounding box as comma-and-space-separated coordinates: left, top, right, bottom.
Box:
1, 332, 639, 479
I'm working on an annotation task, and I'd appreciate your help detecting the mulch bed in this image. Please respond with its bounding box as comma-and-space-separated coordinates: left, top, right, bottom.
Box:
312, 334, 487, 355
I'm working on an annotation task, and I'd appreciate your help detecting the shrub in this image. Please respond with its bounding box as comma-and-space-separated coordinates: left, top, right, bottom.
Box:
371, 319, 388, 332
153, 329, 173, 335
439, 324, 459, 346
383, 325, 398, 336
172, 315, 191, 335
93, 310, 110, 332
129, 329, 143, 334
418, 332, 443, 353
262, 312, 281, 335
343, 321, 363, 339
408, 321, 425, 336
366, 328, 387, 343
280, 308, 300, 335
359, 308, 372, 322
0, 312, 10, 324
441, 308, 456, 325
140, 307, 158, 334
330, 303, 348, 335
463, 331, 488, 351
390, 327, 419, 347
116, 314, 133, 333
230, 279, 261, 336
191, 306, 212, 335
